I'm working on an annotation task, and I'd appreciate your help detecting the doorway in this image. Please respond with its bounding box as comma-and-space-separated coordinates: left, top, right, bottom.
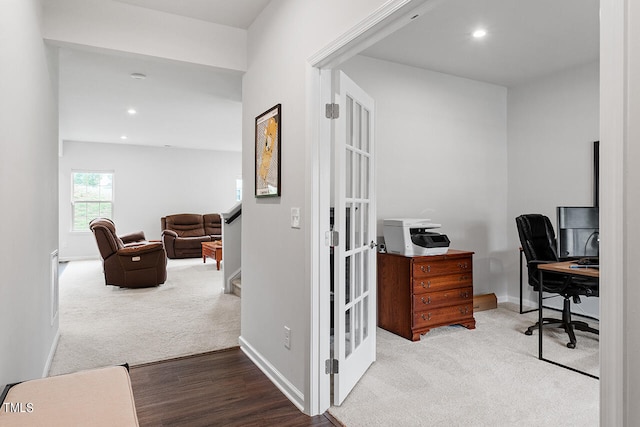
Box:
312, 0, 601, 415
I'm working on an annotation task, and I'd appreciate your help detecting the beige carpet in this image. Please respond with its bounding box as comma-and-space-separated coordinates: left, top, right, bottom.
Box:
329, 304, 599, 427
49, 258, 240, 376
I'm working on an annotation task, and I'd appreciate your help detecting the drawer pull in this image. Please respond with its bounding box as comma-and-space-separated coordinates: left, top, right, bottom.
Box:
421, 296, 431, 305
459, 275, 469, 281
420, 265, 431, 273
460, 291, 470, 298
421, 313, 431, 321
459, 306, 469, 315
420, 280, 431, 289
457, 262, 469, 269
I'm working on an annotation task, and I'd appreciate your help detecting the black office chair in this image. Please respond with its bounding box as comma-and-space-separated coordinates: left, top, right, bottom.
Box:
515, 214, 599, 348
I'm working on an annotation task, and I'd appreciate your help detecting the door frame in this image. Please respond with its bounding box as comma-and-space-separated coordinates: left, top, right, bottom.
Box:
307, 0, 434, 415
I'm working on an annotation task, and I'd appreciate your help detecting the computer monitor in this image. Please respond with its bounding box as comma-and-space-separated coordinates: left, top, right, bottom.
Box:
557, 206, 599, 257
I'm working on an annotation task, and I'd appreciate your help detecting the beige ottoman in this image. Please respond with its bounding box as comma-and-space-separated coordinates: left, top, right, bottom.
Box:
0, 365, 139, 426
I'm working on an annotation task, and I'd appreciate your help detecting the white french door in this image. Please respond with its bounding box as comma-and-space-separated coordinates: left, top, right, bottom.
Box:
332, 70, 376, 405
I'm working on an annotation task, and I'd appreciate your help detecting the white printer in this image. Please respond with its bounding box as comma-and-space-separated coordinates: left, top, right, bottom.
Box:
382, 218, 450, 256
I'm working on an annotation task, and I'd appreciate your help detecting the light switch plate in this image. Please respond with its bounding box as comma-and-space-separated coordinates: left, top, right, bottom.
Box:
291, 207, 301, 228
284, 326, 291, 349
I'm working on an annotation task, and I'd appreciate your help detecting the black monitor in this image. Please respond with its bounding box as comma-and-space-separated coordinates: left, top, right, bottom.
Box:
557, 206, 599, 257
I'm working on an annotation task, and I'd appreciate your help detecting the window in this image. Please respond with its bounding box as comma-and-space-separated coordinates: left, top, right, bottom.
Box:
72, 171, 113, 231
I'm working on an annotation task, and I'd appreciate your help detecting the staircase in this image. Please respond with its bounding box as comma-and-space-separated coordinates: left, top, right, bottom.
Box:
231, 276, 241, 297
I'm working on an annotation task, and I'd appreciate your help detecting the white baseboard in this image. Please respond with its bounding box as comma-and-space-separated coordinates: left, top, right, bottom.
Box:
43, 331, 60, 378
239, 336, 305, 412
59, 256, 100, 262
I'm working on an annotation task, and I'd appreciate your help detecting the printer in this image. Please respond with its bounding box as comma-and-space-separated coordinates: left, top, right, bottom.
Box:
383, 218, 450, 256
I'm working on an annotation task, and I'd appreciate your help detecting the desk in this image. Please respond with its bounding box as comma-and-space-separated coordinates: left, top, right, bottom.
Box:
537, 261, 599, 378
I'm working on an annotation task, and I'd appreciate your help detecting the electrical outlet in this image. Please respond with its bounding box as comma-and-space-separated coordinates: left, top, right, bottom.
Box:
284, 326, 291, 349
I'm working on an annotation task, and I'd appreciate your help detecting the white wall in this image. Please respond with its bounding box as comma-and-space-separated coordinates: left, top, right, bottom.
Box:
0, 0, 59, 386
59, 141, 241, 260
340, 55, 509, 298
507, 61, 599, 315
242, 0, 395, 414
43, 0, 246, 72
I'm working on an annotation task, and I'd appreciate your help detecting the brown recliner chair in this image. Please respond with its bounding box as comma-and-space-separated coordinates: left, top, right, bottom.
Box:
90, 218, 167, 288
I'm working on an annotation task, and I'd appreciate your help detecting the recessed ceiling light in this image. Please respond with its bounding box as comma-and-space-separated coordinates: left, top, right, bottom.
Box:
120, 135, 128, 140
127, 108, 137, 115
472, 29, 487, 39
130, 73, 146, 80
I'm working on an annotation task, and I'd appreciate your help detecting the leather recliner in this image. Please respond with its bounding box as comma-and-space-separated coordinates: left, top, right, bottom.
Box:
90, 218, 167, 288
161, 213, 222, 259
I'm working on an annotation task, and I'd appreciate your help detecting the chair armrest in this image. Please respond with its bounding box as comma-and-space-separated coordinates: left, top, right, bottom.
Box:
559, 256, 582, 262
161, 231, 177, 258
117, 242, 164, 256
161, 230, 178, 238
527, 260, 556, 266
119, 231, 146, 244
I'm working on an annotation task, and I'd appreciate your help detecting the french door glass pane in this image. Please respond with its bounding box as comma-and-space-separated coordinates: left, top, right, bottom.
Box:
354, 203, 361, 247
346, 204, 352, 251
345, 308, 352, 357
345, 254, 351, 305
362, 108, 370, 152
355, 152, 361, 198
347, 96, 354, 147
354, 252, 362, 299
345, 149, 353, 198
355, 300, 362, 348
363, 296, 369, 340
355, 103, 362, 150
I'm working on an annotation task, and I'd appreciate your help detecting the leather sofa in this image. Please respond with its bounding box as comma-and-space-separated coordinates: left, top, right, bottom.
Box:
90, 218, 167, 288
161, 213, 222, 259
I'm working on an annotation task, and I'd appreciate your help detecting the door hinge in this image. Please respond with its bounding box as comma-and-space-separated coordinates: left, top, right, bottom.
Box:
325, 358, 339, 374
325, 230, 339, 247
325, 103, 339, 119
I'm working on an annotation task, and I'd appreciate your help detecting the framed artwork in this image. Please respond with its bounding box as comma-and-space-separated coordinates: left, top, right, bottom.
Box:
255, 104, 281, 197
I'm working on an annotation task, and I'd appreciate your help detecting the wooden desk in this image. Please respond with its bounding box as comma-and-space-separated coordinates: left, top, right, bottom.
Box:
201, 241, 222, 270
538, 261, 599, 278
537, 261, 599, 378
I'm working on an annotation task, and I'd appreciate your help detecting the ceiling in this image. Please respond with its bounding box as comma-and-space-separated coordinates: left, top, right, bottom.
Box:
113, 0, 271, 28
362, 0, 599, 87
59, 0, 599, 152
59, 48, 244, 151
59, 0, 271, 152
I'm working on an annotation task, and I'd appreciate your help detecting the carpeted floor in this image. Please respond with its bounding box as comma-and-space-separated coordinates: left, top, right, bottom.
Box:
48, 258, 241, 376
50, 261, 599, 426
328, 304, 599, 427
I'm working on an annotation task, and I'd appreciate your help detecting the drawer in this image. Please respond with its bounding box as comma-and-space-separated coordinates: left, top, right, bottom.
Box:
412, 304, 473, 328
413, 257, 471, 278
412, 287, 472, 310
412, 273, 472, 294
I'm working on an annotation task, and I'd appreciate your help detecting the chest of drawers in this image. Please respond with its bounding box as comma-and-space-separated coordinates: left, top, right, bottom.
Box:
377, 250, 476, 341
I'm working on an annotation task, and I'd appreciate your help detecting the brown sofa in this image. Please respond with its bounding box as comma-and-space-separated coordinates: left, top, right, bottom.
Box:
161, 213, 222, 259
90, 218, 167, 288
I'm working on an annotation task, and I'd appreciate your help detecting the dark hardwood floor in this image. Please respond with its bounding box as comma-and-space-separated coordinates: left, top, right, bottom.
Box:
129, 347, 342, 427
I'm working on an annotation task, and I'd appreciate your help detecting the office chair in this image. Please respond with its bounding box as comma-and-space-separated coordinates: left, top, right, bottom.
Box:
515, 214, 599, 348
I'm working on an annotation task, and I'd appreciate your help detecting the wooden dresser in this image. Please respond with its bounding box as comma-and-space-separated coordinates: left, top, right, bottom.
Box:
377, 249, 476, 341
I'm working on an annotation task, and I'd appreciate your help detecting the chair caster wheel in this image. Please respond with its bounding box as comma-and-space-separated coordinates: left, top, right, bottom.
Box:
567, 342, 576, 349
525, 330, 533, 336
